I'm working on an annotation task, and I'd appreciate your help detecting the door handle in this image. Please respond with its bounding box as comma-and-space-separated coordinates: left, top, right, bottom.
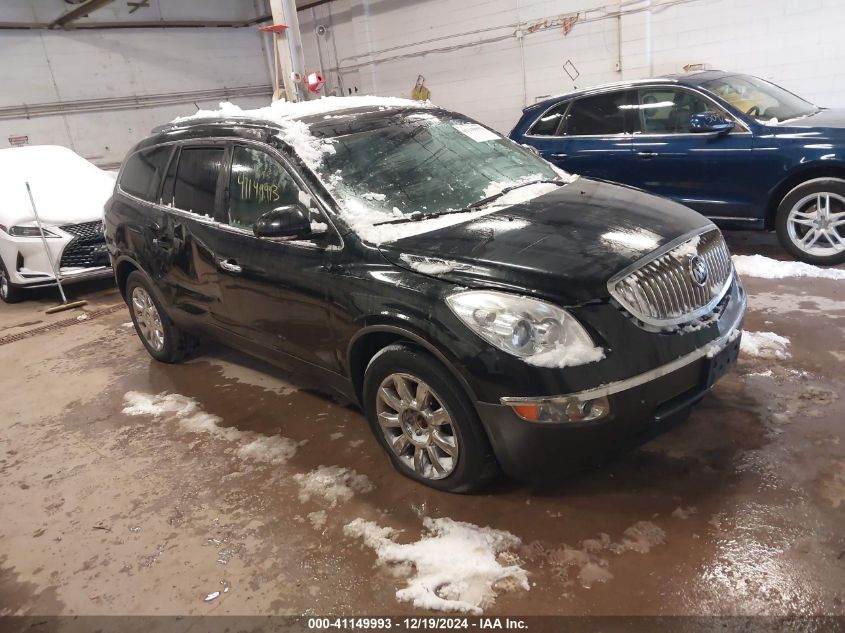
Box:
550, 153, 568, 159
637, 151, 658, 159
218, 259, 242, 274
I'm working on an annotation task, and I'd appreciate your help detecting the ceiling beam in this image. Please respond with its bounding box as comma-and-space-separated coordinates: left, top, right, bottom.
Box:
49, 0, 116, 29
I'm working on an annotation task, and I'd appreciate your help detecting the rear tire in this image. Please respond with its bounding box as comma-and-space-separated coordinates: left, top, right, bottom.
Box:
775, 178, 845, 265
0, 259, 23, 304
125, 271, 198, 363
362, 343, 500, 493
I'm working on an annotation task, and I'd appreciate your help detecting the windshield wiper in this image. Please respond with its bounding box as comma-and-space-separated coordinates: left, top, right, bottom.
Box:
373, 179, 564, 226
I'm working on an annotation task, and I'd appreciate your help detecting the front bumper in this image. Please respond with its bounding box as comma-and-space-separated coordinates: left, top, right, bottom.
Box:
2, 224, 111, 288
475, 287, 745, 482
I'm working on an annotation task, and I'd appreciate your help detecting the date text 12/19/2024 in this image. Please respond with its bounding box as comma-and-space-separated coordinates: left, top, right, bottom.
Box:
307, 617, 529, 630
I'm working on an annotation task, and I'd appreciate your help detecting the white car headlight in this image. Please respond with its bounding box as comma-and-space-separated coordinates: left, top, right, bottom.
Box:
445, 290, 599, 360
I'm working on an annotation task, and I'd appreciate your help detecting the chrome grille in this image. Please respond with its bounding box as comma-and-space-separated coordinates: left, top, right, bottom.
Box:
609, 228, 734, 328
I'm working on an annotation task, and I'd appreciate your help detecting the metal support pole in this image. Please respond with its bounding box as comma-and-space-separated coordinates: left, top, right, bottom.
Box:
268, 0, 305, 102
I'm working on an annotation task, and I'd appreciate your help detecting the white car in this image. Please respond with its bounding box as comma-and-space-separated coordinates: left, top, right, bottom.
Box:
0, 145, 116, 303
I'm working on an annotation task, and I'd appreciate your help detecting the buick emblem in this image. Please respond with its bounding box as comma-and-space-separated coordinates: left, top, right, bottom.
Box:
689, 255, 709, 286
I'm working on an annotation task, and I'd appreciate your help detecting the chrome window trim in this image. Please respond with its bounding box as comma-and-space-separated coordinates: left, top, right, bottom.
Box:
500, 286, 745, 404
606, 226, 734, 328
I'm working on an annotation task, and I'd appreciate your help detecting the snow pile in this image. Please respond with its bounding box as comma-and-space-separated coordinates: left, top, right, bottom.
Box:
173, 97, 429, 171
608, 521, 666, 554
293, 465, 374, 507
733, 255, 845, 280
122, 391, 297, 465
399, 254, 460, 275
174, 96, 431, 126
524, 342, 605, 369
308, 510, 328, 530
0, 145, 116, 227
236, 436, 298, 465
123, 391, 197, 418
740, 330, 791, 360
344, 517, 529, 614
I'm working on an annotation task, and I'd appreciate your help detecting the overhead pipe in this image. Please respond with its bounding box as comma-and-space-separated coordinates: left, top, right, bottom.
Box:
0, 85, 272, 121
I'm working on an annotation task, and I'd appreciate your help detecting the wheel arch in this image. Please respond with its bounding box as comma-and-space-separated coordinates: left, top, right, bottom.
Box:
346, 322, 477, 409
114, 256, 142, 300
766, 162, 845, 229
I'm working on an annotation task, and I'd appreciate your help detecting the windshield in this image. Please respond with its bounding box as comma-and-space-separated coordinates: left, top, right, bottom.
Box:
310, 110, 562, 223
701, 74, 818, 122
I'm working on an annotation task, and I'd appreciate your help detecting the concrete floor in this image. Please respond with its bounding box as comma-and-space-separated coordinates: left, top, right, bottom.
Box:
1, 232, 844, 617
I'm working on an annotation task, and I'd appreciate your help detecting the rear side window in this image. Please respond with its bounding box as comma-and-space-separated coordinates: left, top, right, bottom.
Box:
564, 91, 628, 136
227, 146, 303, 230
529, 102, 568, 136
172, 147, 225, 217
119, 146, 172, 201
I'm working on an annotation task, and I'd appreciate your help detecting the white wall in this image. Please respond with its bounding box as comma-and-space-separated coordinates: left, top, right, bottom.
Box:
0, 0, 271, 166
4, 0, 844, 166
297, 0, 845, 134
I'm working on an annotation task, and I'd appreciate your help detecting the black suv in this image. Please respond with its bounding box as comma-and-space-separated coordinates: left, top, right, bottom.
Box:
104, 98, 745, 492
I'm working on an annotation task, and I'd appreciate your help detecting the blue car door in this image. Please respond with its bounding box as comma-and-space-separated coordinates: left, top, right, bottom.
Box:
629, 86, 760, 224
523, 89, 635, 182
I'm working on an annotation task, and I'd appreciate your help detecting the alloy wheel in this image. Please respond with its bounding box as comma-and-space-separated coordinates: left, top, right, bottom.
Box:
131, 286, 165, 352
787, 192, 845, 257
375, 372, 459, 480
0, 273, 8, 301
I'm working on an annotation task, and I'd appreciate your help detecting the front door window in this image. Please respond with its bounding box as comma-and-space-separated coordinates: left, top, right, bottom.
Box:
227, 146, 305, 231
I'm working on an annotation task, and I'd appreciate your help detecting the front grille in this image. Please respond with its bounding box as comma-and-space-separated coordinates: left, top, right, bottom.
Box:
59, 220, 109, 269
608, 228, 733, 329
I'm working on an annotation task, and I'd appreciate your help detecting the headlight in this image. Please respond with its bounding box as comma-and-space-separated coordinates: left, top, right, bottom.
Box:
8, 225, 60, 238
445, 290, 604, 366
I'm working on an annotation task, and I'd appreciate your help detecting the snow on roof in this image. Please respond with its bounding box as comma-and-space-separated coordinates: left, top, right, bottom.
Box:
0, 145, 115, 227
171, 95, 433, 126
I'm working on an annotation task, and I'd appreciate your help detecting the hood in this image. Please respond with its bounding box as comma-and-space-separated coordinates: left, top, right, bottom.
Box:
771, 107, 845, 131
0, 145, 116, 227
379, 178, 712, 305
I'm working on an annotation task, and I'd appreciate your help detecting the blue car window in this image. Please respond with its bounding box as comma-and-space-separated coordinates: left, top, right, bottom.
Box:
563, 91, 628, 136
529, 102, 568, 136
635, 88, 716, 134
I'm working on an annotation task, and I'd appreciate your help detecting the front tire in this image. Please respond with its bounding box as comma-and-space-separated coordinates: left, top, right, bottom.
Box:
363, 343, 500, 493
0, 259, 23, 304
776, 178, 845, 265
125, 271, 197, 363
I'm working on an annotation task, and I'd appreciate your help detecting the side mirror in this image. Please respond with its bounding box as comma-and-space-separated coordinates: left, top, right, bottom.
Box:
689, 111, 735, 135
253, 204, 311, 239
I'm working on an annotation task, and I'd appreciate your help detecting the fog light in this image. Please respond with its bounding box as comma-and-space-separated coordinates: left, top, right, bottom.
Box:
504, 395, 610, 423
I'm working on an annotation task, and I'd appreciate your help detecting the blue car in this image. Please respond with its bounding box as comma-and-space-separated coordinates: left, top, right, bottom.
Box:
510, 70, 845, 265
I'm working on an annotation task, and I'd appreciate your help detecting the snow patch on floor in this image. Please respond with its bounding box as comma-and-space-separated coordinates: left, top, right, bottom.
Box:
733, 255, 845, 280
526, 520, 666, 591
122, 391, 297, 465
236, 436, 298, 465
293, 465, 373, 507
741, 331, 791, 360
344, 517, 529, 614
308, 510, 328, 530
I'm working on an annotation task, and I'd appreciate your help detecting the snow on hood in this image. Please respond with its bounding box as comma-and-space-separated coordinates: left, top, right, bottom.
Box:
0, 145, 116, 227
